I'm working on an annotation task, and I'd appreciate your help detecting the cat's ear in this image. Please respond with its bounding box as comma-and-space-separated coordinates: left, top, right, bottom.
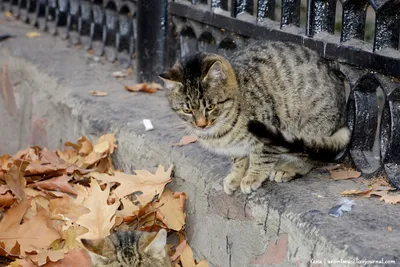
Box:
203, 60, 226, 82
144, 229, 167, 257
159, 64, 183, 91
81, 237, 114, 258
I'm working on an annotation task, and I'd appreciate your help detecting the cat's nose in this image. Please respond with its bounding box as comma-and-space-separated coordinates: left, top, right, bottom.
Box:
195, 117, 207, 128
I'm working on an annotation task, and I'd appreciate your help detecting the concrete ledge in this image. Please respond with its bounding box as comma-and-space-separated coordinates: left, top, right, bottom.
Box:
0, 19, 399, 267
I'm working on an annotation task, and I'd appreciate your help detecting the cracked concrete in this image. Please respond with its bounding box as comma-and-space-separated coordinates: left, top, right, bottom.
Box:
0, 18, 399, 267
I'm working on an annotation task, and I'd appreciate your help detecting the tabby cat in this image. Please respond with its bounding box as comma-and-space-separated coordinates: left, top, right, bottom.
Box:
160, 41, 350, 195
81, 229, 171, 267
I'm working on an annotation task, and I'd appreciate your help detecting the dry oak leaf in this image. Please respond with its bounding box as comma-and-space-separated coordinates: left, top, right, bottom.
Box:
116, 196, 140, 218
88, 90, 108, 96
40, 149, 65, 166
49, 194, 90, 222
0, 201, 60, 256
83, 134, 117, 166
124, 82, 163, 93
0, 191, 15, 207
13, 249, 91, 267
76, 178, 119, 240
156, 189, 186, 231
28, 249, 65, 266
30, 175, 77, 196
378, 193, 400, 204
171, 240, 187, 261
4, 164, 26, 201
0, 154, 12, 170
340, 188, 373, 196
330, 169, 361, 180
173, 136, 198, 147
97, 134, 117, 154
24, 162, 64, 176
178, 243, 209, 267
90, 164, 173, 202
0, 184, 10, 194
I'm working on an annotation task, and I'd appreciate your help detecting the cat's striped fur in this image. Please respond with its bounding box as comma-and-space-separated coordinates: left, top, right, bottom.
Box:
81, 229, 171, 267
161, 41, 350, 194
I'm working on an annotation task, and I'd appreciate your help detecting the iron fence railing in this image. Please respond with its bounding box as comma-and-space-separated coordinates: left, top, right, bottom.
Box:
2, 0, 400, 189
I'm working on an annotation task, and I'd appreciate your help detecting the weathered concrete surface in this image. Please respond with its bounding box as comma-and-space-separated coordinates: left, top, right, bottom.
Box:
0, 19, 399, 267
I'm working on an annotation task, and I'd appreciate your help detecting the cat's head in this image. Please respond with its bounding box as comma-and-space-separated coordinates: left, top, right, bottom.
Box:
81, 229, 171, 267
160, 52, 238, 133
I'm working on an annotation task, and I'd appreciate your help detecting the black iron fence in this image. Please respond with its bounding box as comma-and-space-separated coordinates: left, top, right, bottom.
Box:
2, 0, 400, 189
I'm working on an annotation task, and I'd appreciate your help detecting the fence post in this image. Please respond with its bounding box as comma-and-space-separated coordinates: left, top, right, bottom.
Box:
136, 0, 168, 83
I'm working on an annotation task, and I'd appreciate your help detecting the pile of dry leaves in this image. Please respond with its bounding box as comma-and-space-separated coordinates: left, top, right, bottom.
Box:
0, 134, 208, 266
328, 165, 400, 204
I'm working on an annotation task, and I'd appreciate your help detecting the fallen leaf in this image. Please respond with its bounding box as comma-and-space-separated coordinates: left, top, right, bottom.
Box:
0, 201, 60, 256
171, 240, 187, 261
76, 179, 119, 239
97, 134, 117, 154
28, 249, 65, 266
77, 136, 93, 156
330, 170, 361, 180
340, 188, 372, 196
156, 190, 186, 231
49, 195, 90, 222
0, 191, 15, 207
179, 243, 209, 267
173, 136, 197, 147
4, 165, 26, 201
380, 193, 400, 204
124, 82, 163, 93
26, 32, 41, 38
90, 164, 173, 202
0, 154, 12, 170
388, 226, 393, 232
0, 185, 10, 194
24, 162, 64, 176
30, 175, 77, 196
88, 90, 108, 96
116, 196, 140, 218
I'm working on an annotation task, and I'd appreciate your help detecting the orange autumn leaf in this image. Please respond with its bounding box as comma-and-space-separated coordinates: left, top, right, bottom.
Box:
125, 82, 163, 93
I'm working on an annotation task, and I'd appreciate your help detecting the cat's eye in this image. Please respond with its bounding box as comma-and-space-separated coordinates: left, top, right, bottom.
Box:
183, 108, 192, 114
206, 104, 215, 111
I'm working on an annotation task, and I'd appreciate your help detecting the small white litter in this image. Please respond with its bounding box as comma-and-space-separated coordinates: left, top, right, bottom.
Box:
143, 119, 154, 131
328, 198, 355, 217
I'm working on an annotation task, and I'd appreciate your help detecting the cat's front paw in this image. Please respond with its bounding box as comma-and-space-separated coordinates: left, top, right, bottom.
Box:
240, 174, 264, 194
223, 173, 242, 195
269, 170, 296, 183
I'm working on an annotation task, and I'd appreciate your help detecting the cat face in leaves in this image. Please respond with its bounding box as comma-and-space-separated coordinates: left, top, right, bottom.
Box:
160, 53, 238, 133
81, 229, 171, 267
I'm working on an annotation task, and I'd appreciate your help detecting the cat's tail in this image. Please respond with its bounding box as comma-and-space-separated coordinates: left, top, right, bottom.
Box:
247, 120, 350, 161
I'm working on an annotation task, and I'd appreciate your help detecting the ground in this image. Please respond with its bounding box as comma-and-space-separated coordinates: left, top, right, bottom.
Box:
0, 16, 399, 267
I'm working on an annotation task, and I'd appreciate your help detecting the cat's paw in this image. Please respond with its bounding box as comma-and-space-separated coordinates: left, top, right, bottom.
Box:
223, 173, 242, 195
240, 174, 264, 194
269, 170, 296, 183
